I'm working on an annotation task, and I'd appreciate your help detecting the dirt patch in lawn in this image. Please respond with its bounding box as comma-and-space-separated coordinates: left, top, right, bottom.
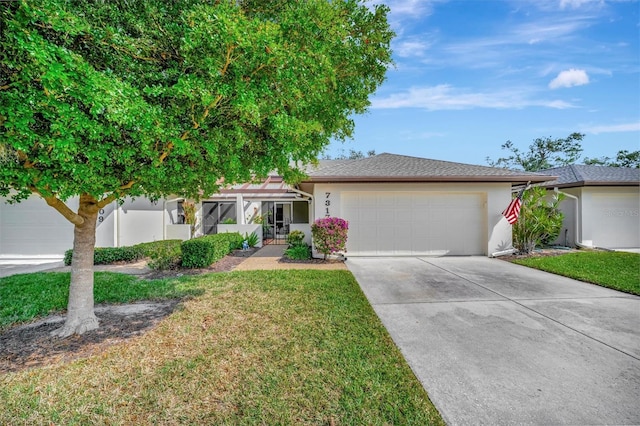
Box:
0, 251, 253, 374
0, 300, 181, 373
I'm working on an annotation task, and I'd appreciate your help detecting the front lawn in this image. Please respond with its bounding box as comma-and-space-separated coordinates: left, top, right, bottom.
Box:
513, 251, 640, 295
0, 270, 443, 425
0, 272, 203, 331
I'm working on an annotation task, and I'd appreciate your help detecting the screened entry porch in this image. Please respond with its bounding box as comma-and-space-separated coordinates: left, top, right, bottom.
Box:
201, 199, 310, 245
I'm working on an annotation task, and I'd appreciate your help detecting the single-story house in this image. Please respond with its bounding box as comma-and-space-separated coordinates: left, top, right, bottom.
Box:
538, 165, 640, 249
0, 153, 552, 258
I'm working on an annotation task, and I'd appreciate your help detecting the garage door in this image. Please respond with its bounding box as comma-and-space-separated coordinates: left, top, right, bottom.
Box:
342, 191, 485, 256
590, 193, 639, 248
0, 196, 76, 257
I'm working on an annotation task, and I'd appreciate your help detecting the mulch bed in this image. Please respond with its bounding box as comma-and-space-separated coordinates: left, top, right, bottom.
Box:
279, 256, 346, 264
141, 248, 258, 280
497, 247, 578, 262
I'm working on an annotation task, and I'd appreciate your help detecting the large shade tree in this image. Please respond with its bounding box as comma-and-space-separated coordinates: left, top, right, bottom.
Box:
0, 0, 393, 336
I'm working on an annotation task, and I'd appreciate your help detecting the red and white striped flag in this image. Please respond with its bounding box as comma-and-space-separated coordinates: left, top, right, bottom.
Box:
502, 186, 527, 225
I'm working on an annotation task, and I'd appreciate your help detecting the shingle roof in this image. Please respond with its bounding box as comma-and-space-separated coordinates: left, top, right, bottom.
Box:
538, 165, 640, 188
304, 153, 551, 184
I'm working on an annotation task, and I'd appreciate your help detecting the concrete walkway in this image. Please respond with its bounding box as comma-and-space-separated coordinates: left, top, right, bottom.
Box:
347, 256, 640, 426
234, 244, 347, 271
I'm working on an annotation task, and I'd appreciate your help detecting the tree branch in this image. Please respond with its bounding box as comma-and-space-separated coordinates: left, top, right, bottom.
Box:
16, 150, 37, 168
220, 45, 235, 76
31, 188, 84, 226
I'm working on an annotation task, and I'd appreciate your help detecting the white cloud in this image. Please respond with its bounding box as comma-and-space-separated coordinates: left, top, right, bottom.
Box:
560, 0, 604, 10
394, 38, 432, 58
584, 122, 640, 134
384, 0, 438, 17
371, 84, 575, 110
548, 68, 590, 89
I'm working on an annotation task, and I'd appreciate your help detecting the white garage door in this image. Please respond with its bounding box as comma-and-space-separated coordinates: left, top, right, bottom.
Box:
590, 193, 640, 248
342, 191, 485, 256
0, 196, 76, 257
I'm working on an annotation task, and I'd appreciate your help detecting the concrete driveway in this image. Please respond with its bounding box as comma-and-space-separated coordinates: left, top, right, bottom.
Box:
0, 258, 64, 278
347, 256, 640, 425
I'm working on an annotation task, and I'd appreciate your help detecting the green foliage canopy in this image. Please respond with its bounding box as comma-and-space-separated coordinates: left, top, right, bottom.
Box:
584, 150, 640, 168
0, 0, 394, 206
487, 133, 585, 172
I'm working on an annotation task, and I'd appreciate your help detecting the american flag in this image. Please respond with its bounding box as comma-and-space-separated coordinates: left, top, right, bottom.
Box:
503, 186, 527, 225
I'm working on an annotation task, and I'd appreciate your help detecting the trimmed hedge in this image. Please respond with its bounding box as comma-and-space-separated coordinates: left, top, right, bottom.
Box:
64, 240, 183, 270
64, 246, 143, 266
64, 235, 242, 270
181, 233, 242, 269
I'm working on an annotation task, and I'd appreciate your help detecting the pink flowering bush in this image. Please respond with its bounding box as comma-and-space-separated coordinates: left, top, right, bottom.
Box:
311, 217, 349, 260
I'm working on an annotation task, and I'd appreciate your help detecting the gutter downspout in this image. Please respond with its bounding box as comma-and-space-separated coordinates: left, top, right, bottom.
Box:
554, 188, 592, 249
491, 248, 516, 257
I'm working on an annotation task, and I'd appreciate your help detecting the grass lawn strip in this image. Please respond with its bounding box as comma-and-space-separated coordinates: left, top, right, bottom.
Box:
0, 270, 443, 425
513, 251, 640, 295
0, 272, 203, 331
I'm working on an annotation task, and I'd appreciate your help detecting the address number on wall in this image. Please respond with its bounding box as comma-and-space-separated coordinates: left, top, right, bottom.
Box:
325, 192, 331, 217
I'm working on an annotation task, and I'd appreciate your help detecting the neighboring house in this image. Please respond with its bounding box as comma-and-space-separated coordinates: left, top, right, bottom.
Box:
0, 153, 551, 258
538, 165, 640, 249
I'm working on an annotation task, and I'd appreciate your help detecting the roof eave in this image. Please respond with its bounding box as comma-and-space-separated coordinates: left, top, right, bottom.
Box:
544, 181, 640, 189
303, 175, 554, 184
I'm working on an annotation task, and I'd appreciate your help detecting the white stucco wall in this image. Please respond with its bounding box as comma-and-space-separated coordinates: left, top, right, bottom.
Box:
95, 201, 117, 248
311, 182, 512, 257
0, 195, 78, 257
551, 188, 581, 247
552, 186, 640, 248
117, 197, 165, 246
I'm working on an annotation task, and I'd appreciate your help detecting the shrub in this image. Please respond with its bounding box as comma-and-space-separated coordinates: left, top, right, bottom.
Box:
286, 230, 305, 247
63, 246, 143, 266
311, 217, 349, 260
181, 233, 242, 268
136, 240, 183, 270
513, 187, 564, 254
284, 244, 311, 260
243, 231, 260, 248
223, 232, 245, 250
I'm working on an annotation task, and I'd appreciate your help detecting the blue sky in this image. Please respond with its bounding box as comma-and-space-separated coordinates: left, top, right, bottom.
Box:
324, 0, 640, 166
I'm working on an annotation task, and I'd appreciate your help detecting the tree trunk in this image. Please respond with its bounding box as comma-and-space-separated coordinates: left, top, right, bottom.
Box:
51, 194, 99, 337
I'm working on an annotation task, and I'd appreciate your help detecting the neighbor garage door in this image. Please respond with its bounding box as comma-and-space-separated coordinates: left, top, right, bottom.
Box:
0, 196, 76, 257
590, 192, 640, 248
342, 191, 485, 256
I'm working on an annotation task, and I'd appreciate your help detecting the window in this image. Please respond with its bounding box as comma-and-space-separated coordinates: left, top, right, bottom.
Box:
202, 202, 236, 234
292, 201, 309, 224
177, 201, 185, 224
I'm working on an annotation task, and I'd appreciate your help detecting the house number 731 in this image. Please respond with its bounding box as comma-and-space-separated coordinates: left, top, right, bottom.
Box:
325, 192, 331, 217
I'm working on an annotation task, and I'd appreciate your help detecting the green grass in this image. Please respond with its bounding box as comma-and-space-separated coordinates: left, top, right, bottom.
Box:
0, 272, 203, 331
513, 251, 640, 295
0, 270, 444, 425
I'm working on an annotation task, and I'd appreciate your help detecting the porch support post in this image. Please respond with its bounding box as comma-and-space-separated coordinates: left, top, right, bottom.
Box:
236, 193, 245, 224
